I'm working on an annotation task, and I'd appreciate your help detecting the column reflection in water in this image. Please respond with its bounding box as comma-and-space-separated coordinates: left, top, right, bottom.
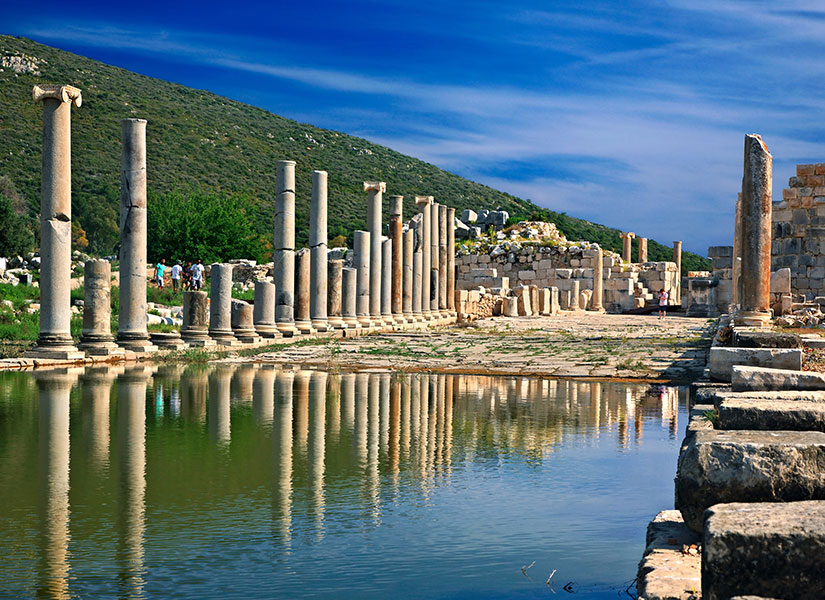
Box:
36, 368, 78, 600
80, 366, 120, 474
354, 373, 369, 498
253, 365, 277, 427
180, 366, 208, 423
116, 366, 151, 598
388, 376, 401, 499
208, 366, 234, 446
273, 371, 294, 547
444, 375, 453, 471
308, 371, 327, 538
379, 374, 390, 458
367, 373, 381, 523
294, 370, 311, 453
341, 373, 355, 433
428, 375, 437, 474
232, 364, 256, 405
400, 374, 411, 462
590, 382, 602, 434
327, 374, 341, 443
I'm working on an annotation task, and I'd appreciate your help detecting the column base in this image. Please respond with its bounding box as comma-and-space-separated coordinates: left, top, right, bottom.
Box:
24, 346, 86, 360
357, 316, 372, 328
734, 310, 772, 328
295, 320, 316, 335
254, 324, 281, 338
343, 317, 361, 331
117, 332, 158, 353
148, 332, 188, 350
311, 320, 330, 333
181, 336, 218, 348
276, 322, 299, 337
78, 341, 127, 356
235, 334, 262, 344
328, 317, 347, 330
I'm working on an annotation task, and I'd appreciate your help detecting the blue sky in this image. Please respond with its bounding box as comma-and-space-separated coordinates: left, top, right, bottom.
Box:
5, 0, 825, 254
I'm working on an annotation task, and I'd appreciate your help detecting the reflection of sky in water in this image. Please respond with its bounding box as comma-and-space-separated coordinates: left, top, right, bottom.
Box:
0, 366, 685, 599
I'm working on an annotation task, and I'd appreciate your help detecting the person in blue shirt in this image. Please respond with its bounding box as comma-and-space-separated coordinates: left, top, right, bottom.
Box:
155, 258, 167, 288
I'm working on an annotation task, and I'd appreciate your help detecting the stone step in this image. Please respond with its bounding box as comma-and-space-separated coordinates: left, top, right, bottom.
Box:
731, 365, 825, 392
703, 501, 825, 600
719, 397, 825, 432
636, 510, 701, 600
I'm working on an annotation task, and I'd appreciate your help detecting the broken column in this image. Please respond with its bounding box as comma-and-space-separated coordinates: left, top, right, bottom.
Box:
231, 300, 260, 344
327, 259, 346, 329
403, 228, 414, 322
78, 259, 122, 356
732, 194, 743, 307
416, 196, 433, 320
342, 266, 360, 330
27, 84, 84, 359
209, 264, 237, 345
673, 241, 683, 306
309, 170, 329, 332
353, 230, 372, 328
274, 160, 298, 337
638, 237, 648, 263
438, 204, 448, 317
294, 248, 315, 335
389, 195, 404, 323
180, 291, 213, 347
365, 181, 386, 327
447, 207, 456, 315
621, 232, 635, 263
253, 280, 279, 338
735, 134, 772, 327
430, 201, 440, 315
381, 237, 393, 326
117, 118, 156, 353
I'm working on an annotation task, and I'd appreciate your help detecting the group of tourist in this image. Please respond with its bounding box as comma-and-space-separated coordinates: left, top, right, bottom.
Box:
153, 259, 206, 291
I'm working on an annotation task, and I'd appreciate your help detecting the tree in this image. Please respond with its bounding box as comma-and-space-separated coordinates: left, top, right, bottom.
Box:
0, 194, 34, 257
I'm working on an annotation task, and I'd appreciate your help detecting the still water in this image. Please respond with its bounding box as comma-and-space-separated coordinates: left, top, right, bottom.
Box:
0, 365, 685, 599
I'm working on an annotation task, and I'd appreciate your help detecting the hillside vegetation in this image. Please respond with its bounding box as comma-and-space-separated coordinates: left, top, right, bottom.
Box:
0, 35, 709, 272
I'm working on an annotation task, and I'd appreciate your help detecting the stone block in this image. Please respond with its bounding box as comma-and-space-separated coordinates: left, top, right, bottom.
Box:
733, 331, 802, 349
556, 268, 572, 279
703, 501, 825, 600
675, 429, 825, 532
708, 246, 733, 257
636, 510, 701, 600
517, 270, 535, 280
708, 347, 803, 382
798, 164, 815, 176
770, 268, 791, 294
719, 398, 825, 432
731, 365, 825, 391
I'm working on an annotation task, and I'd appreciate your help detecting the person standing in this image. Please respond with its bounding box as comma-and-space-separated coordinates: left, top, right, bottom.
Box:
155, 258, 167, 289
658, 288, 669, 320
191, 259, 205, 290
183, 261, 192, 290
171, 261, 182, 291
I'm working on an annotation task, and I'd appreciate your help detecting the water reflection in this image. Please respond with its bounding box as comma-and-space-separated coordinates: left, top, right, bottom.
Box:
0, 365, 684, 599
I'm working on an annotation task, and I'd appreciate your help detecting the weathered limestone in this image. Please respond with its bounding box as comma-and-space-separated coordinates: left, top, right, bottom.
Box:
587, 248, 604, 312
638, 237, 648, 263
502, 296, 519, 317
447, 207, 456, 314
416, 196, 433, 320
731, 365, 825, 392
673, 241, 683, 305
636, 510, 701, 600
732, 194, 743, 307
274, 160, 298, 337
381, 237, 393, 325
78, 259, 123, 356
342, 266, 360, 330
116, 119, 157, 353
180, 291, 214, 347
389, 195, 404, 323
675, 429, 825, 532
438, 204, 448, 317
430, 202, 440, 313
208, 264, 237, 345
231, 299, 261, 343
621, 232, 635, 263
412, 215, 424, 321
708, 346, 803, 382
365, 181, 386, 325
327, 259, 346, 329
431, 268, 440, 316
294, 248, 315, 335
703, 501, 825, 600
736, 134, 772, 327
353, 231, 372, 327
27, 85, 84, 359
309, 170, 329, 332
402, 228, 414, 322
253, 280, 279, 338
719, 397, 825, 432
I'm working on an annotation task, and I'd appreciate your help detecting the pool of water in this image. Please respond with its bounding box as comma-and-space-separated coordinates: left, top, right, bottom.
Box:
0, 364, 686, 599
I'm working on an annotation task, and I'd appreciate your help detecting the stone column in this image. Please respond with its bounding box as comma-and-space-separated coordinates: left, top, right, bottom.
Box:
638, 237, 648, 263
294, 248, 315, 335
732, 193, 743, 307
115, 118, 157, 353
438, 204, 448, 317
180, 291, 214, 347
447, 207, 456, 314
274, 160, 298, 337
209, 263, 237, 344
27, 85, 84, 360
673, 241, 683, 305
353, 231, 372, 327
342, 266, 360, 330
430, 202, 440, 314
365, 181, 386, 325
78, 259, 123, 356
416, 196, 432, 320
327, 259, 346, 329
253, 280, 279, 338
590, 247, 604, 312
621, 232, 635, 264
389, 195, 404, 323
231, 299, 261, 344
309, 170, 329, 332
403, 228, 414, 321
412, 215, 424, 321
736, 134, 772, 327
381, 237, 393, 326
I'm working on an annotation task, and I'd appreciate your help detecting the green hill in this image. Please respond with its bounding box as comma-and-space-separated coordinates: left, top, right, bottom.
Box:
0, 35, 709, 272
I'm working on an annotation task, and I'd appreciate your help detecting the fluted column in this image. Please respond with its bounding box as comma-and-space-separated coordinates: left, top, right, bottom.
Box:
310, 170, 329, 332
28, 85, 83, 358
274, 160, 298, 337
353, 231, 372, 328
365, 181, 386, 325
415, 196, 433, 320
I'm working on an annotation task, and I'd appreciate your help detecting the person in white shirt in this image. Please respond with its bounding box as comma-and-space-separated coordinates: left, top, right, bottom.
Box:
190, 259, 205, 290
171, 262, 182, 291
658, 289, 669, 320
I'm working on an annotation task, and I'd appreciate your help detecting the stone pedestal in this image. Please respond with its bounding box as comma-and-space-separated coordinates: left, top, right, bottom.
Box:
365, 181, 386, 326
294, 248, 315, 335
621, 232, 636, 264
231, 299, 261, 343
181, 291, 215, 347
381, 237, 394, 326
327, 259, 346, 329
209, 264, 239, 345
27, 85, 85, 360
389, 195, 404, 323
253, 280, 279, 338
430, 202, 440, 314
735, 134, 772, 327
402, 228, 413, 322
353, 230, 372, 328
275, 160, 298, 337
416, 196, 433, 320
342, 266, 360, 330
309, 170, 329, 332
78, 259, 123, 356
447, 207, 456, 314
638, 237, 648, 263
438, 204, 449, 317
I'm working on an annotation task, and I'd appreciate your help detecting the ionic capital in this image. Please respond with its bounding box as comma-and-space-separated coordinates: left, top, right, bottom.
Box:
32, 84, 82, 107
415, 195, 433, 206
621, 231, 635, 240
364, 181, 386, 193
